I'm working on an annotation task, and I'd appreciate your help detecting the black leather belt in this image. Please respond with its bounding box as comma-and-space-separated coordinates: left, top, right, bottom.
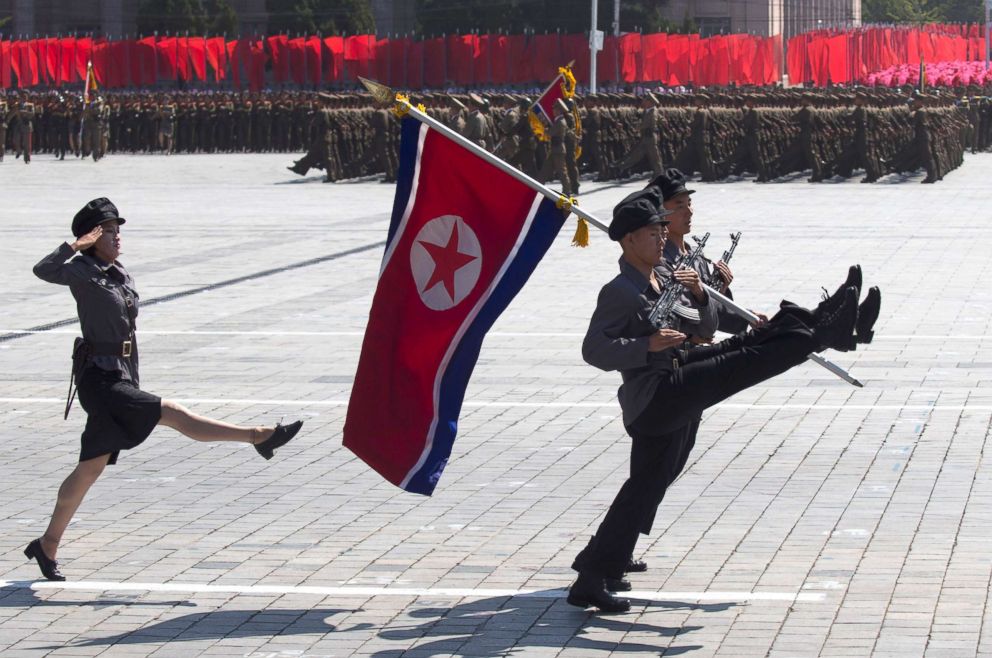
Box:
87, 339, 133, 358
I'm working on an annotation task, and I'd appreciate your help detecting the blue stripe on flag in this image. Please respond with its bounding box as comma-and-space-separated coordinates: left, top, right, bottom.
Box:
403, 197, 566, 495
385, 117, 423, 251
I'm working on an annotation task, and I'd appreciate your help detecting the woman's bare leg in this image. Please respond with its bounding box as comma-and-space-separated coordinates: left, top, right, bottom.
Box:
158, 399, 273, 444
41, 454, 111, 559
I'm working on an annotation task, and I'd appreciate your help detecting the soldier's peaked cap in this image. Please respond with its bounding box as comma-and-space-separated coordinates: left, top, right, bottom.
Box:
72, 198, 126, 238
649, 168, 696, 202
609, 189, 672, 241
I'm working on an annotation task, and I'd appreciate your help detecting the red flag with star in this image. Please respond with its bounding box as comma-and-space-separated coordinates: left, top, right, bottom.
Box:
343, 117, 566, 495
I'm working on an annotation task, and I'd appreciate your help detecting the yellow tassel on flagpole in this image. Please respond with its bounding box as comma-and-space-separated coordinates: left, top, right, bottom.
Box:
572, 217, 590, 248
528, 110, 549, 142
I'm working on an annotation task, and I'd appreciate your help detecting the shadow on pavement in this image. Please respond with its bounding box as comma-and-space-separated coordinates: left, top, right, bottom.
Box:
37, 607, 368, 650
370, 591, 732, 656
0, 583, 195, 609
14, 587, 737, 655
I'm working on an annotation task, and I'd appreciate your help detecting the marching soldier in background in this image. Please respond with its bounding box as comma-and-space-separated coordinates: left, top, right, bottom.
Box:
14, 96, 36, 164
96, 98, 111, 161
513, 97, 539, 178
541, 98, 574, 196
495, 95, 521, 162
462, 93, 490, 149
81, 99, 100, 161
564, 98, 581, 195
370, 102, 397, 183
49, 96, 70, 161
446, 96, 467, 134
287, 93, 335, 182
616, 93, 662, 179
0, 97, 8, 162
155, 103, 176, 154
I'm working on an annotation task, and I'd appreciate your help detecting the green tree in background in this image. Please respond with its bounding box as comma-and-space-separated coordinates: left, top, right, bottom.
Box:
862, 0, 984, 23
136, 0, 240, 35
204, 0, 239, 34
137, 0, 205, 34
265, 0, 374, 35
938, 0, 984, 22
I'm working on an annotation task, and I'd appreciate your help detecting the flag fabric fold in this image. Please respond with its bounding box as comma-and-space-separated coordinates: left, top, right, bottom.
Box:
343, 117, 565, 496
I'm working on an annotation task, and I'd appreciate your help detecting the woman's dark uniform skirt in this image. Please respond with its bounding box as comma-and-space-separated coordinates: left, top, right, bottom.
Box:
76, 367, 161, 464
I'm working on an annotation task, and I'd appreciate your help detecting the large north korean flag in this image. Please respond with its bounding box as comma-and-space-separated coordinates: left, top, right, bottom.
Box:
344, 117, 566, 495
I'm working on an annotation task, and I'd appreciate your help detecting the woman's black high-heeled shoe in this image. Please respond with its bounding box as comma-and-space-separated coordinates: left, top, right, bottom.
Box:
24, 538, 66, 581
254, 420, 304, 460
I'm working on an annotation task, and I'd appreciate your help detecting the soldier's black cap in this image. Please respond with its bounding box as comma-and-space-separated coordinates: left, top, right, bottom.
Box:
72, 197, 126, 238
609, 189, 672, 241
648, 168, 695, 201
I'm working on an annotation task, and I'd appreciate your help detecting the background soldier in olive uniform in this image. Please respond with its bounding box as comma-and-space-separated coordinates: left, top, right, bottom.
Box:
155, 103, 176, 154
564, 99, 581, 195
287, 93, 335, 182
511, 98, 538, 178
617, 93, 662, 178
495, 96, 520, 162
462, 94, 490, 149
0, 99, 9, 162
370, 105, 397, 183
15, 98, 35, 163
541, 98, 574, 196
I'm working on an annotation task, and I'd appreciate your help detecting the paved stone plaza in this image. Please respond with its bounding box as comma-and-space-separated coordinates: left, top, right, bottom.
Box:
1, 151, 991, 657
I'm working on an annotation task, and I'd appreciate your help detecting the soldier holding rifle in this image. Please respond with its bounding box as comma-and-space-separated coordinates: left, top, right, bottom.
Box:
568, 184, 877, 613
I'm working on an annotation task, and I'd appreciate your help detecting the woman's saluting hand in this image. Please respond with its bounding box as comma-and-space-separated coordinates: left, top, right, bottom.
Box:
71, 225, 103, 252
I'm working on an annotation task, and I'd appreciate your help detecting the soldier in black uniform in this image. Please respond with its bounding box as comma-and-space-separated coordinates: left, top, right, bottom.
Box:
26, 198, 305, 582
567, 187, 875, 613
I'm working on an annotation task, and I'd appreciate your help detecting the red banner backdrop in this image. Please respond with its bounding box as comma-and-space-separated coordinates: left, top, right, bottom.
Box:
0, 38, 11, 89
5, 27, 979, 90
788, 24, 988, 86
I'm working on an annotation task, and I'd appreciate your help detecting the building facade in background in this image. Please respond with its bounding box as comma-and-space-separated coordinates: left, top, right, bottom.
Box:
661, 0, 860, 38
3, 0, 269, 37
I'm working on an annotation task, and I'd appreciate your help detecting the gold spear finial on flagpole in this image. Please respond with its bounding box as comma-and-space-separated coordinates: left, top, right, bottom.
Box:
359, 76, 395, 105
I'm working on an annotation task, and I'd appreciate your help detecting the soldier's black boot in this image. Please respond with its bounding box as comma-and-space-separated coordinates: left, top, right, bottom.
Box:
605, 577, 631, 592
567, 571, 631, 613
813, 287, 858, 353
813, 265, 862, 321
856, 287, 881, 345
625, 558, 648, 573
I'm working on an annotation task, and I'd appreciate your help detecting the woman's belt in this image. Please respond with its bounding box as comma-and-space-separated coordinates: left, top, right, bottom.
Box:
86, 339, 133, 358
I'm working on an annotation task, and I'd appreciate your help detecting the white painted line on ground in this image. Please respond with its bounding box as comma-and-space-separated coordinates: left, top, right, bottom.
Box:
0, 329, 984, 340
0, 397, 987, 412
0, 579, 824, 602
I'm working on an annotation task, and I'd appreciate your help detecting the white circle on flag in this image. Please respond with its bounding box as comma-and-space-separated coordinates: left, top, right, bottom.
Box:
410, 215, 483, 311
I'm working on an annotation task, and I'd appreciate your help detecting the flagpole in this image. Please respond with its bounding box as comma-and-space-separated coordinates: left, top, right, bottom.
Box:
363, 77, 609, 233
590, 0, 598, 93
985, 0, 990, 72
360, 77, 861, 387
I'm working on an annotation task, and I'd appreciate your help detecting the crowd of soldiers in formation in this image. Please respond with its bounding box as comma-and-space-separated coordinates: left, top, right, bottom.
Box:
3, 86, 992, 185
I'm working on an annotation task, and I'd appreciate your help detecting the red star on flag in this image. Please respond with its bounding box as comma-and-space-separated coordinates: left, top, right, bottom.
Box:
418, 222, 478, 302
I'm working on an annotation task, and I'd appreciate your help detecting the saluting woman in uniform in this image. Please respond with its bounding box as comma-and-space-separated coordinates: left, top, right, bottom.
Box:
26, 197, 303, 582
